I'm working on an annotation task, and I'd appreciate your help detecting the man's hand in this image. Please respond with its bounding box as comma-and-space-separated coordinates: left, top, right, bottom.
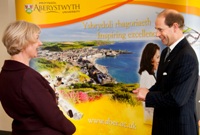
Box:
132, 88, 149, 101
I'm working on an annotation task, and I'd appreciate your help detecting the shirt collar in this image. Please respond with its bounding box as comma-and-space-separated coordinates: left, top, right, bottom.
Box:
169, 36, 184, 51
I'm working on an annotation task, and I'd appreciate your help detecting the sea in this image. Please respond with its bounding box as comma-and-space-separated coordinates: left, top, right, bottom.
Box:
96, 40, 164, 84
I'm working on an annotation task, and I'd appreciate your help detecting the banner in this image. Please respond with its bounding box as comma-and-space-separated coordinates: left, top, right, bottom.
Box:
16, 0, 200, 134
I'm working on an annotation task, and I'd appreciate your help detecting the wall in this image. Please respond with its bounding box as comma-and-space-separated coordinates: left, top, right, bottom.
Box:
0, 0, 16, 131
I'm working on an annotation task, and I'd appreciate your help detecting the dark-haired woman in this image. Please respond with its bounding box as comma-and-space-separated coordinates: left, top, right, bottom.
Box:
138, 43, 160, 125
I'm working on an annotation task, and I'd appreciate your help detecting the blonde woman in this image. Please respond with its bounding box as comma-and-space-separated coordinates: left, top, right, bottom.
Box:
0, 20, 76, 135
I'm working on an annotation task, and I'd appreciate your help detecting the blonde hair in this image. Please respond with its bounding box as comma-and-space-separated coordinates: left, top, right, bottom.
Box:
2, 20, 41, 55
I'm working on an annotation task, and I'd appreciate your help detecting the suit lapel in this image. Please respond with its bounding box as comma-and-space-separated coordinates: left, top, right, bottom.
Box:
166, 38, 188, 64
156, 38, 189, 81
156, 48, 167, 81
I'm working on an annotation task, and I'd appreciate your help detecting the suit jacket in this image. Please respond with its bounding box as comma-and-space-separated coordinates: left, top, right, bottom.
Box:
196, 76, 200, 120
0, 60, 76, 135
146, 38, 199, 135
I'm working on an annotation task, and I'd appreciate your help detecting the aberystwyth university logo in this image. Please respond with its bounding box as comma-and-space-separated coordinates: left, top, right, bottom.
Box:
18, 0, 131, 28
24, 2, 80, 14
25, 4, 33, 14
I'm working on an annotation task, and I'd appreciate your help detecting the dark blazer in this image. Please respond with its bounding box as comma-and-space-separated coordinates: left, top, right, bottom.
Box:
0, 60, 76, 135
196, 76, 200, 120
146, 38, 199, 135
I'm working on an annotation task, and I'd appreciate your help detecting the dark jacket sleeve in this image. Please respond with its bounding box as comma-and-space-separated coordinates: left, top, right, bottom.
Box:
21, 68, 76, 134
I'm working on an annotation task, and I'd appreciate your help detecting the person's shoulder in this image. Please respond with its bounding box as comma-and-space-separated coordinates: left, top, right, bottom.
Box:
181, 39, 198, 57
24, 67, 43, 79
141, 70, 149, 76
141, 70, 153, 79
176, 38, 196, 56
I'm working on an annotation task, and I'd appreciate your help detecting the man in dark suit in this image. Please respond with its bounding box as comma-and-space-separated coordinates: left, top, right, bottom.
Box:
133, 9, 199, 135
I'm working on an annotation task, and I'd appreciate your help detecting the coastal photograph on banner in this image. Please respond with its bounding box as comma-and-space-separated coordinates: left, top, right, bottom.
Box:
16, 0, 200, 134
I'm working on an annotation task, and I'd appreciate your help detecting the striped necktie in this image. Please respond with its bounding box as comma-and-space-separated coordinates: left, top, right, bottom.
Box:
164, 47, 171, 62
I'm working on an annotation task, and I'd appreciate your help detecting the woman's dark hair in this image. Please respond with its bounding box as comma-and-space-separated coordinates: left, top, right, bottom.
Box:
138, 43, 160, 75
